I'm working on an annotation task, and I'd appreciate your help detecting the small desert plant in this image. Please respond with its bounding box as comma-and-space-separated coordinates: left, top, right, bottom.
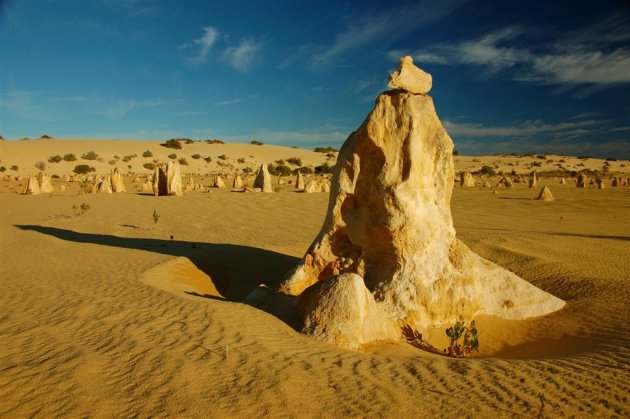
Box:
48, 155, 63, 164
10, 165, 19, 171
479, 165, 496, 176
0, 167, 5, 172
452, 149, 459, 156
314, 146, 338, 153
299, 166, 314, 174
40, 134, 52, 139
203, 156, 212, 163
326, 152, 336, 159
250, 140, 264, 146
218, 154, 227, 160
314, 163, 333, 174
444, 320, 479, 358
72, 203, 91, 216
81, 151, 98, 160
178, 158, 189, 166
108, 160, 116, 165
269, 164, 292, 177
35, 161, 47, 171
152, 210, 160, 224
161, 139, 182, 150
73, 164, 96, 174
96, 157, 104, 162
184, 139, 194, 144
143, 162, 156, 170
142, 150, 153, 158
63, 153, 77, 162
242, 167, 253, 174
286, 157, 302, 166
205, 139, 225, 144
275, 159, 285, 165
237, 157, 246, 164
168, 153, 177, 159
191, 153, 201, 159
122, 154, 136, 162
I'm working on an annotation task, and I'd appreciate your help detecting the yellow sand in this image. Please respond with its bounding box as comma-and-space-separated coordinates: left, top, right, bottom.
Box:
0, 141, 629, 417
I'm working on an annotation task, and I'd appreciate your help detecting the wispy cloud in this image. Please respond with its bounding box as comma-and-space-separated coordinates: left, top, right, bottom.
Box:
405, 15, 630, 92
295, 0, 464, 70
443, 119, 601, 138
97, 99, 167, 118
184, 26, 220, 65
222, 39, 262, 73
454, 138, 630, 159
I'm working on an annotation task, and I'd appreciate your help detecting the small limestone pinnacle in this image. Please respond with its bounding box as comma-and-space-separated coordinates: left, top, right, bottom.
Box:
387, 55, 433, 94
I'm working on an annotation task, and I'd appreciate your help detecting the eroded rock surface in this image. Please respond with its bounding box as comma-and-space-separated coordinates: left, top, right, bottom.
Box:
278, 60, 564, 349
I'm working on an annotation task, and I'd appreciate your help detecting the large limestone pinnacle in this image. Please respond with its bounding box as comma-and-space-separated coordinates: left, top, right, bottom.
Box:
279, 57, 565, 343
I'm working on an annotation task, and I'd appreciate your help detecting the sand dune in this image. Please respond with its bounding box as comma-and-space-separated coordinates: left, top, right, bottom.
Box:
1, 138, 628, 178
1, 168, 629, 416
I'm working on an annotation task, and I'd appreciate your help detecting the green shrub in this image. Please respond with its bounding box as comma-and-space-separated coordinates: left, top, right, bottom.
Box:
184, 139, 194, 144
218, 154, 227, 160
168, 153, 177, 159
479, 165, 496, 176
313, 146, 338, 153
143, 162, 156, 170
242, 167, 253, 174
206, 139, 225, 144
315, 163, 333, 174
63, 154, 77, 162
191, 154, 201, 159
452, 149, 459, 156
299, 166, 313, 174
444, 320, 479, 358
251, 140, 264, 146
142, 150, 153, 158
0, 167, 5, 172
108, 160, 116, 165
237, 157, 246, 163
10, 165, 19, 171
178, 158, 189, 166
161, 139, 182, 150
203, 156, 212, 163
35, 161, 47, 171
48, 155, 63, 164
287, 157, 302, 166
269, 164, 292, 176
73, 164, 95, 174
81, 151, 98, 160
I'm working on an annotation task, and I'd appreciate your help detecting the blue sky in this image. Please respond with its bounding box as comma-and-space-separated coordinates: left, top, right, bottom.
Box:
1, 0, 629, 157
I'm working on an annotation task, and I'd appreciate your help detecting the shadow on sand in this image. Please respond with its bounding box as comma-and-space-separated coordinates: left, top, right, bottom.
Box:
15, 225, 300, 302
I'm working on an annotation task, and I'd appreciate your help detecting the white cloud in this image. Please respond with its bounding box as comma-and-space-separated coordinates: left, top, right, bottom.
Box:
98, 99, 167, 118
406, 16, 630, 90
222, 39, 261, 73
304, 0, 464, 70
188, 26, 219, 65
443, 119, 601, 138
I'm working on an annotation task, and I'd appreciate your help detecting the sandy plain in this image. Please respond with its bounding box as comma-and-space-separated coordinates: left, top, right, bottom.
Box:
0, 139, 629, 417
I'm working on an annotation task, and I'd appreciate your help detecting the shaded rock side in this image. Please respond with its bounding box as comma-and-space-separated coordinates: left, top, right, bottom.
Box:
296, 172, 305, 190
111, 168, 126, 193
38, 171, 54, 193
300, 273, 399, 350
23, 176, 40, 195
253, 164, 273, 192
460, 171, 475, 187
536, 186, 554, 201
279, 90, 565, 334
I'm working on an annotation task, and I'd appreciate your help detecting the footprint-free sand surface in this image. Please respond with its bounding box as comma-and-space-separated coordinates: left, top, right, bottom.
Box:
1, 145, 629, 416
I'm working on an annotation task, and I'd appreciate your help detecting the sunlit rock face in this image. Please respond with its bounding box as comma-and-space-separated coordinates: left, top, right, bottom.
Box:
279, 57, 565, 348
